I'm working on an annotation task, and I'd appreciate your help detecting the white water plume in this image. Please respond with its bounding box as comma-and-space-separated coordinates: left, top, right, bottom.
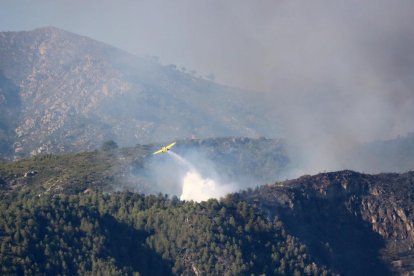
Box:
168, 151, 195, 171
168, 151, 236, 202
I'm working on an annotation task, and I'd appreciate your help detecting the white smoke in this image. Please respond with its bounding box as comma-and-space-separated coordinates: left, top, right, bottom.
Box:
168, 151, 236, 202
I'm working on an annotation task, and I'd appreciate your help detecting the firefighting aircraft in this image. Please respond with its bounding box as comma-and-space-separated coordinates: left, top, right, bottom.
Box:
153, 142, 176, 155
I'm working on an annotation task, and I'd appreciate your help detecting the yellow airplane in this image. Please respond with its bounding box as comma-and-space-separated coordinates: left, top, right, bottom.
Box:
153, 142, 176, 155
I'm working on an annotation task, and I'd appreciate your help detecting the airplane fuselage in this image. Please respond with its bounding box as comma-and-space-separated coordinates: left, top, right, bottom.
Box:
153, 142, 176, 155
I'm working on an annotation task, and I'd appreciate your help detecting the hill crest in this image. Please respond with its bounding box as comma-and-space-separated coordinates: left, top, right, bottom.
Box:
0, 27, 274, 159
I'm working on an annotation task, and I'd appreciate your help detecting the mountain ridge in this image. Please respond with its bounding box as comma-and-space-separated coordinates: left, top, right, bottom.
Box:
241, 170, 414, 275
0, 27, 275, 159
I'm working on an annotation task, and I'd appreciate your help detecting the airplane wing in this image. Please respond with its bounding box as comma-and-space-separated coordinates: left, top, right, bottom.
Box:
153, 149, 164, 155
166, 142, 176, 150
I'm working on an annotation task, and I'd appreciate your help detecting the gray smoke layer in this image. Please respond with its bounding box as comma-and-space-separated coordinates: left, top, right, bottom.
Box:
192, 0, 414, 174
259, 1, 414, 174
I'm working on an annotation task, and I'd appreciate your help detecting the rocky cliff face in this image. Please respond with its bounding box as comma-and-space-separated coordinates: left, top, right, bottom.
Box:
241, 170, 414, 275
0, 27, 274, 159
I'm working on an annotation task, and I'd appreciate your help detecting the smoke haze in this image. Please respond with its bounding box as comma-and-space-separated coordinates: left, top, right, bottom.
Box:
2, 0, 414, 174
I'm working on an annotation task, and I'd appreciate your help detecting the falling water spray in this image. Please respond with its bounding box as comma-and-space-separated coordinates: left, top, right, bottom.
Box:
167, 151, 236, 202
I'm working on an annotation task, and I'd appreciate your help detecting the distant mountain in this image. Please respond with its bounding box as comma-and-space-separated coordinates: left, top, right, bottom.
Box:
343, 133, 414, 173
0, 27, 275, 159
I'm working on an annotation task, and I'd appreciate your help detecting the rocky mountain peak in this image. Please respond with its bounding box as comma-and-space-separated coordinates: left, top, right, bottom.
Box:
0, 27, 275, 159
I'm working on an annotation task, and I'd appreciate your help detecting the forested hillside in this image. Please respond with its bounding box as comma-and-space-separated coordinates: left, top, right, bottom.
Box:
0, 126, 413, 275
1, 153, 414, 274
0, 192, 331, 275
0, 137, 289, 198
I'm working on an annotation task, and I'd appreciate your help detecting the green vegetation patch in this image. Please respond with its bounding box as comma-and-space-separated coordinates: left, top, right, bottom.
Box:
0, 192, 331, 275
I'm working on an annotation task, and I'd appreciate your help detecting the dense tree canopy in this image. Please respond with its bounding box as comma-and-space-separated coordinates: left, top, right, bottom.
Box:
0, 192, 330, 275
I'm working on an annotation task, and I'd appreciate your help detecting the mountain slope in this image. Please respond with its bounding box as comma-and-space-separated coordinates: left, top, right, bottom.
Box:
0, 192, 332, 275
1, 166, 414, 274
242, 170, 414, 275
0, 27, 274, 159
0, 137, 290, 198
0, 141, 414, 275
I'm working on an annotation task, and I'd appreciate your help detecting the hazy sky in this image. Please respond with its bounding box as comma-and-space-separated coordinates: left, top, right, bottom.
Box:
1, 1, 413, 89
2, 0, 414, 172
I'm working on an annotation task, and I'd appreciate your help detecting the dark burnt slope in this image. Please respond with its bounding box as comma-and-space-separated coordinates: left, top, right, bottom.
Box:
241, 170, 414, 275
